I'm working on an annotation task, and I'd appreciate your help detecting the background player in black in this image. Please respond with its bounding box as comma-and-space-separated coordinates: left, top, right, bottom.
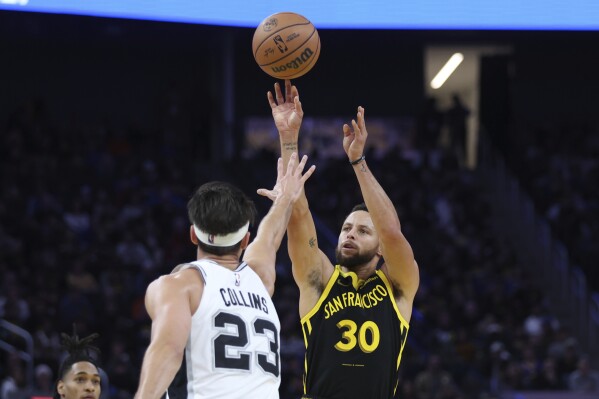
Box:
54, 331, 102, 399
264, 80, 420, 398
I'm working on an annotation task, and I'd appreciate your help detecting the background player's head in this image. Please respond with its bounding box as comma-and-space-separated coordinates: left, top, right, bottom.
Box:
335, 203, 382, 270
187, 181, 257, 256
54, 332, 102, 399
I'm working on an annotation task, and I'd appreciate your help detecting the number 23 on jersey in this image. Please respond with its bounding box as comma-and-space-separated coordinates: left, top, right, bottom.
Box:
213, 311, 280, 377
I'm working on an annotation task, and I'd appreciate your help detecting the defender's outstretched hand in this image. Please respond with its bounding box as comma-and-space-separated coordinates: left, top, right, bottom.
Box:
342, 106, 368, 162
267, 79, 304, 133
257, 152, 315, 203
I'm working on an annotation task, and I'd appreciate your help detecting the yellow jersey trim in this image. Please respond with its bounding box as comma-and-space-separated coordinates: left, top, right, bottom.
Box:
301, 265, 341, 394
336, 266, 363, 290
377, 269, 410, 328
377, 269, 410, 371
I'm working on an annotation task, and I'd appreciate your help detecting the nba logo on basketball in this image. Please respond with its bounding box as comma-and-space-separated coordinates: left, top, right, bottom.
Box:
208, 234, 215, 244
273, 35, 288, 53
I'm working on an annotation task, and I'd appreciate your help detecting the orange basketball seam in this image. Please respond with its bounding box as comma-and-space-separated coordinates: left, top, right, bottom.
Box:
258, 28, 318, 67
253, 22, 313, 59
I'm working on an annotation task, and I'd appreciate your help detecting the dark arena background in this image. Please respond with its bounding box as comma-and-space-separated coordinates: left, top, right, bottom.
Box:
1, 3, 598, 399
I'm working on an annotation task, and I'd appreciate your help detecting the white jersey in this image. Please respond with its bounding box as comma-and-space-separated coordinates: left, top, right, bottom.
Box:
165, 259, 280, 399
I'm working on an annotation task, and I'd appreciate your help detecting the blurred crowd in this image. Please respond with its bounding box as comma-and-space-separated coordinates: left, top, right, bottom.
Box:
504, 123, 599, 293
1, 98, 598, 399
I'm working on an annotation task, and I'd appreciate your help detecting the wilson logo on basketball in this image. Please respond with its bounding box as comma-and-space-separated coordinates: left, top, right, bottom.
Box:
271, 47, 315, 73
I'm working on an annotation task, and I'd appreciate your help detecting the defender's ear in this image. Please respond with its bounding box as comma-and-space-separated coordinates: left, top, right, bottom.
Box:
240, 232, 251, 250
190, 226, 199, 245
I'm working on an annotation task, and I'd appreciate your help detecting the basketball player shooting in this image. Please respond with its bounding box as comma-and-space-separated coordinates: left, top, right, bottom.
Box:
264, 80, 420, 399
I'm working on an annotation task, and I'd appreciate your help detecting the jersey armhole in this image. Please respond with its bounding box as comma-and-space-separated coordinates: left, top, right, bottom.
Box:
174, 263, 207, 317
300, 266, 340, 326
178, 262, 209, 284
378, 270, 410, 329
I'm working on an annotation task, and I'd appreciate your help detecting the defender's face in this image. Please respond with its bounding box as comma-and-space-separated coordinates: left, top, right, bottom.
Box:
57, 362, 101, 399
335, 210, 380, 268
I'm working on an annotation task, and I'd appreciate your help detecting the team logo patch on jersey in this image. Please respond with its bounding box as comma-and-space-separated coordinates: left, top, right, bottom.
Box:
337, 278, 351, 287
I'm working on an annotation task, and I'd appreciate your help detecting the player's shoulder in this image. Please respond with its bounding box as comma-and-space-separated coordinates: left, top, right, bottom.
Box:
144, 268, 205, 317
170, 262, 191, 273
149, 267, 203, 293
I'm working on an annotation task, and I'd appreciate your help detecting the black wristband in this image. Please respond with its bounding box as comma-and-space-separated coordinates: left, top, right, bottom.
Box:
349, 155, 365, 165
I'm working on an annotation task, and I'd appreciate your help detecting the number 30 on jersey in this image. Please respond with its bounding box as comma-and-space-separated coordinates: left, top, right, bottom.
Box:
334, 319, 380, 353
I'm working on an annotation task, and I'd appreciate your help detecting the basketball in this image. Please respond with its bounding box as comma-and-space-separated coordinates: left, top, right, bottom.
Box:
252, 12, 320, 79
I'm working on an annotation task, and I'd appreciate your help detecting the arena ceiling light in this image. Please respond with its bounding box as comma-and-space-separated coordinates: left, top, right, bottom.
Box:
430, 53, 464, 89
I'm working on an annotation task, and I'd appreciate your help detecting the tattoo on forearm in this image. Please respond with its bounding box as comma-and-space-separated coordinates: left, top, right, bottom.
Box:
283, 142, 298, 151
359, 163, 367, 172
309, 237, 316, 247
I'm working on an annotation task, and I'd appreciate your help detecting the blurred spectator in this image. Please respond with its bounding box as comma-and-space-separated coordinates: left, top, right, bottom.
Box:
414, 355, 458, 399
398, 380, 418, 399
57, 288, 95, 332
32, 318, 61, 368
104, 339, 137, 396
30, 364, 54, 398
1, 354, 27, 399
531, 358, 563, 390
0, 274, 30, 325
416, 97, 444, 150
445, 94, 470, 166
115, 233, 151, 271
556, 338, 580, 378
568, 355, 599, 393
523, 305, 545, 338
66, 260, 99, 295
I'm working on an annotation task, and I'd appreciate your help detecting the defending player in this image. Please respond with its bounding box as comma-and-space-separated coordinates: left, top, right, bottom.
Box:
134, 153, 315, 399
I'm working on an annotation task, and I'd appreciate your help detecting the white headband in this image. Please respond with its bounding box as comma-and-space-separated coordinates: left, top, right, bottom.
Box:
193, 222, 250, 247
